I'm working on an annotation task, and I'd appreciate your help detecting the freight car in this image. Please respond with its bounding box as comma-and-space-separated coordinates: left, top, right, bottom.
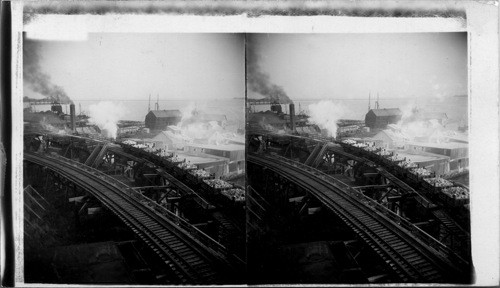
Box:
336, 140, 469, 208
119, 142, 245, 210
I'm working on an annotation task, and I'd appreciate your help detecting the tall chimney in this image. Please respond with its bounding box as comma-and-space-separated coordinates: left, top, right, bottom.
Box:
70, 104, 76, 132
289, 103, 296, 133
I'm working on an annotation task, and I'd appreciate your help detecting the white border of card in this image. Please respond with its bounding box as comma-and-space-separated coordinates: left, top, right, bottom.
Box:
8, 1, 499, 286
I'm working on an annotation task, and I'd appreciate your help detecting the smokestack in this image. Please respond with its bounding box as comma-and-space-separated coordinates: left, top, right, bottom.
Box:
70, 104, 76, 132
289, 103, 296, 133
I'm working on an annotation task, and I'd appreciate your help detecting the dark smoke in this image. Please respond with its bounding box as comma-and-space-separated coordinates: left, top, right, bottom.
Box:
247, 35, 293, 104
23, 38, 73, 104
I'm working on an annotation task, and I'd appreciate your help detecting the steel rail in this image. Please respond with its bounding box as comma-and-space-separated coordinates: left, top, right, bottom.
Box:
333, 143, 471, 246
270, 153, 469, 266
248, 153, 468, 283
25, 152, 240, 284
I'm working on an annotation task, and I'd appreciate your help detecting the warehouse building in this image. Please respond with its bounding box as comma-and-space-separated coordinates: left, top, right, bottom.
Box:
145, 110, 182, 131
248, 111, 288, 132
151, 130, 192, 151
404, 141, 468, 172
396, 150, 450, 176
365, 108, 402, 130
372, 129, 410, 149
175, 152, 229, 178
184, 143, 245, 175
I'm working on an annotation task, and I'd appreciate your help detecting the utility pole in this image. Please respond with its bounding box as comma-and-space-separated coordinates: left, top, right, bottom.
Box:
148, 94, 151, 112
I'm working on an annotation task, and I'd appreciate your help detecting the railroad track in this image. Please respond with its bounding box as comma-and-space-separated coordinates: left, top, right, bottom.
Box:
25, 152, 240, 284
248, 153, 469, 283
328, 146, 471, 251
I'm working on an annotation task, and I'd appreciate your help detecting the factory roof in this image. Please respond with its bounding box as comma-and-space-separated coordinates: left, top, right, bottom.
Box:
148, 110, 182, 118
24, 112, 67, 124
154, 130, 192, 142
351, 137, 382, 142
75, 126, 99, 134
395, 151, 450, 162
249, 111, 288, 125
282, 114, 308, 123
296, 126, 319, 134
187, 143, 244, 151
222, 134, 245, 145
174, 153, 228, 165
406, 141, 468, 149
375, 129, 410, 142
167, 125, 182, 131
387, 124, 401, 131
368, 108, 402, 117
446, 134, 468, 143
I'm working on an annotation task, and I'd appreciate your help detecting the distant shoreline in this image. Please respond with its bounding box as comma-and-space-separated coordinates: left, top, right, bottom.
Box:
247, 96, 468, 102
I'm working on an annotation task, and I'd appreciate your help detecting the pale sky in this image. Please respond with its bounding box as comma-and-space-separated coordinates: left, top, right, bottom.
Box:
24, 33, 245, 102
248, 33, 467, 101
25, 32, 467, 103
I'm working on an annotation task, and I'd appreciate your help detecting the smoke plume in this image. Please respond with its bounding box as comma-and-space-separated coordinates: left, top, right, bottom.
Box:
394, 100, 448, 142
24, 38, 73, 104
88, 101, 127, 139
247, 36, 293, 104
308, 100, 348, 137
398, 100, 419, 123
179, 102, 197, 125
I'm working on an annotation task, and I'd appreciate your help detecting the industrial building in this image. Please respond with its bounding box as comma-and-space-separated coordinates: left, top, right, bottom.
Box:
404, 141, 469, 171
75, 126, 100, 136
372, 129, 410, 149
175, 152, 229, 178
248, 110, 288, 132
184, 143, 245, 174
151, 129, 192, 150
145, 110, 182, 131
365, 108, 402, 130
395, 150, 451, 176
117, 126, 140, 136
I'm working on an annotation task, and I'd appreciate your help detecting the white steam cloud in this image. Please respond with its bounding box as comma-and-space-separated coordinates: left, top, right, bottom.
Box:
399, 100, 418, 121
179, 102, 196, 125
88, 101, 127, 139
183, 121, 223, 140
172, 102, 233, 146
308, 100, 349, 137
395, 100, 448, 142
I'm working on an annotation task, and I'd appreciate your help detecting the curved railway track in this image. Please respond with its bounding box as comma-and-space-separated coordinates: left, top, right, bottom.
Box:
248, 153, 469, 283
326, 145, 471, 255
25, 152, 240, 284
